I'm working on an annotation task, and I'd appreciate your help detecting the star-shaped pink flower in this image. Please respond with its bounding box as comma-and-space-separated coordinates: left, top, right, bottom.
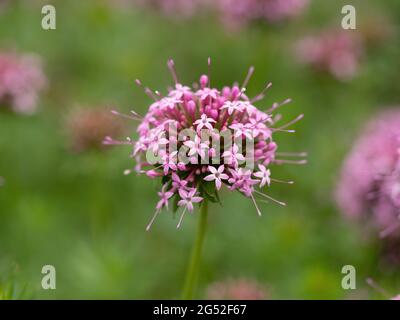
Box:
184, 135, 209, 159
204, 165, 229, 190
230, 123, 254, 139
194, 114, 216, 132
253, 164, 271, 187
169, 83, 192, 99
160, 97, 183, 110
222, 144, 245, 167
221, 101, 245, 115
156, 184, 174, 210
196, 87, 219, 101
178, 188, 203, 212
172, 172, 189, 190
162, 151, 178, 175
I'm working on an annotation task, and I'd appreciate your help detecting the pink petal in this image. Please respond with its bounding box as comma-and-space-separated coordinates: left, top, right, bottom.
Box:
204, 174, 216, 181
177, 200, 186, 207
208, 166, 217, 174
191, 197, 203, 203
178, 189, 188, 199
254, 172, 263, 178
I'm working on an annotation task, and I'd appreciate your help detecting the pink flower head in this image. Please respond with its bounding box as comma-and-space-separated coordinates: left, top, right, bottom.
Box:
105, 58, 305, 229
0, 51, 47, 114
336, 109, 400, 239
295, 29, 363, 81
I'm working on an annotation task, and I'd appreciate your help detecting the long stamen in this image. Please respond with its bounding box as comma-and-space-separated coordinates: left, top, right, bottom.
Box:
138, 164, 163, 172
276, 151, 308, 157
135, 79, 159, 101
103, 136, 133, 145
274, 159, 307, 165
366, 278, 391, 298
207, 57, 211, 86
250, 82, 272, 103
208, 57, 212, 107
267, 98, 292, 113
167, 59, 179, 84
111, 109, 142, 121
272, 128, 296, 133
242, 66, 255, 90
146, 208, 161, 231
154, 90, 163, 98
254, 189, 286, 206
177, 206, 188, 229
273, 114, 282, 123
145, 88, 159, 101
271, 178, 294, 184
237, 87, 246, 100
123, 168, 134, 175
250, 192, 262, 216
273, 114, 304, 131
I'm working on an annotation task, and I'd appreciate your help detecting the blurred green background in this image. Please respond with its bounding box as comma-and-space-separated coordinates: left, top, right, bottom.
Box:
1, 0, 400, 299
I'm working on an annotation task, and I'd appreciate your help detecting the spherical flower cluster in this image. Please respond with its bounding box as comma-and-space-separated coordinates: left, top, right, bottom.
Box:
336, 109, 400, 238
295, 30, 363, 81
0, 51, 47, 114
206, 278, 268, 300
105, 58, 305, 230
218, 0, 309, 28
66, 107, 127, 153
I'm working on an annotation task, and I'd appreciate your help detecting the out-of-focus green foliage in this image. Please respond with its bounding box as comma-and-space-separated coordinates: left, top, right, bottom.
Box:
1, 0, 400, 299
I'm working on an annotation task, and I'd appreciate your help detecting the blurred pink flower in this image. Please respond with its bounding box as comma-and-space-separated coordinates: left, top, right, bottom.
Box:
67, 107, 127, 153
295, 30, 363, 81
218, 0, 309, 29
336, 109, 400, 237
129, 0, 308, 26
206, 278, 268, 300
0, 51, 47, 114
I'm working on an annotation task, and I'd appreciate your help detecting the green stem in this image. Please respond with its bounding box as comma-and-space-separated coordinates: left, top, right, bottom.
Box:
182, 200, 208, 300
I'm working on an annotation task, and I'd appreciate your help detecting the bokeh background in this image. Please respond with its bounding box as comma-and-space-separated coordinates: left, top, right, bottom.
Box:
1, 0, 400, 299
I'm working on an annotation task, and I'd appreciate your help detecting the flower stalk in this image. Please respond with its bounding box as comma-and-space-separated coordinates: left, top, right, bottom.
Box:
182, 200, 208, 299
